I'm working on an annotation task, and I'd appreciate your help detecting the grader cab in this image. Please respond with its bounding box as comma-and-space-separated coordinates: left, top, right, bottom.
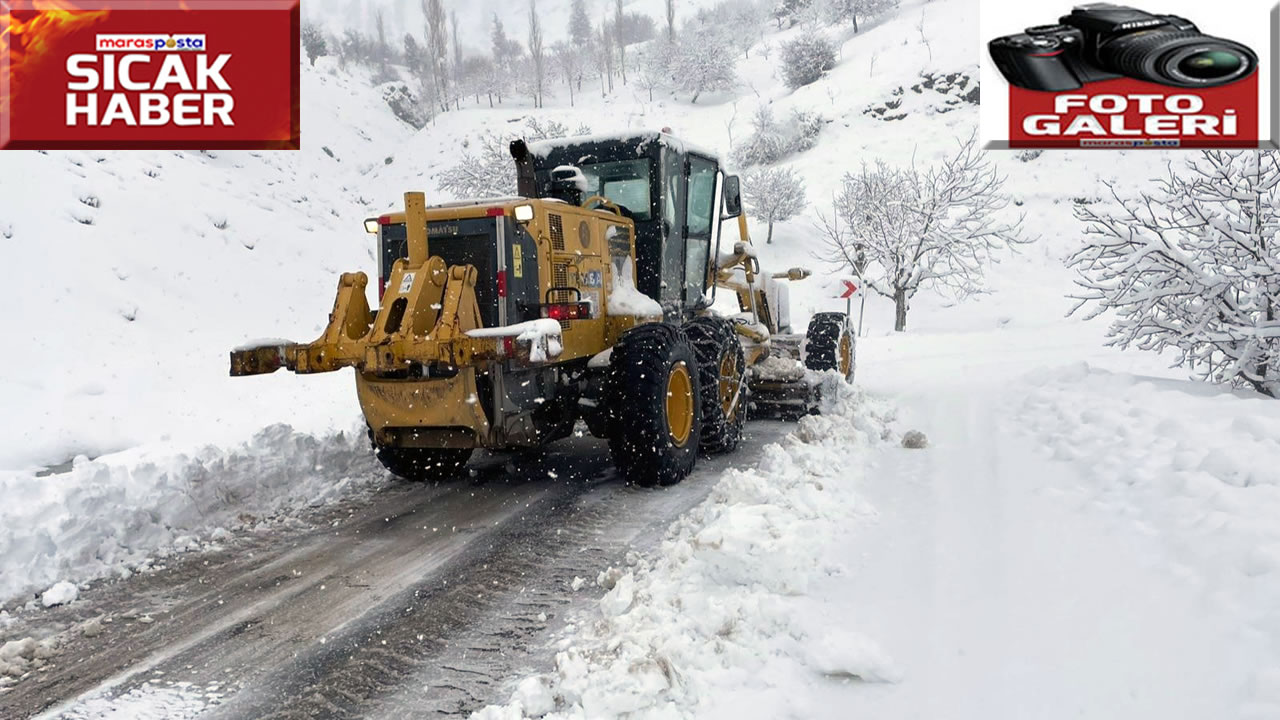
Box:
231, 130, 855, 487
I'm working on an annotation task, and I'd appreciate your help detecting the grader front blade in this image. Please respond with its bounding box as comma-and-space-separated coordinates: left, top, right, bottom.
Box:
229, 192, 503, 378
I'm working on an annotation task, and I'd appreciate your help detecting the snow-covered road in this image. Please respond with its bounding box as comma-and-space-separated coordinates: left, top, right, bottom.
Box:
842, 327, 1270, 719
0, 423, 792, 720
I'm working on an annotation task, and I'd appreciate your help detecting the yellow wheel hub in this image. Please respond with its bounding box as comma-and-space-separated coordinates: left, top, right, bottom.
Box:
665, 361, 694, 447
839, 332, 852, 378
719, 353, 739, 421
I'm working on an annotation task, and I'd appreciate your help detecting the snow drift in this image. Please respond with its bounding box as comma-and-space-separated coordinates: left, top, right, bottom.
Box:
0, 423, 389, 608
473, 375, 900, 719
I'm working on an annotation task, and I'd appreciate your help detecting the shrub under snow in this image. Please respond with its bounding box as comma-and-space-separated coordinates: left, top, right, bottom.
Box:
732, 105, 825, 168
780, 33, 836, 89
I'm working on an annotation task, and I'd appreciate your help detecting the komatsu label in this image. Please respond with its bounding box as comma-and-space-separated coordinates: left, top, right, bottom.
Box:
1, 1, 299, 150
1009, 77, 1259, 149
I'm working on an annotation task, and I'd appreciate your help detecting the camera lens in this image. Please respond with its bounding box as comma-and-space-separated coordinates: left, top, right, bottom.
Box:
1100, 31, 1257, 88
1177, 50, 1243, 79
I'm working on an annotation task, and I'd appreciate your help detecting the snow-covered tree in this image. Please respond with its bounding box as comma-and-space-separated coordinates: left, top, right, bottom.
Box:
595, 20, 616, 95
635, 43, 670, 101
457, 55, 491, 105
780, 33, 835, 89
570, 0, 594, 46
828, 0, 900, 32
669, 31, 737, 103
490, 14, 522, 104
439, 134, 516, 199
529, 0, 547, 107
693, 1, 763, 58
1069, 151, 1280, 398
617, 11, 657, 45
422, 0, 450, 112
302, 21, 327, 66
773, 0, 814, 28
440, 120, 592, 200
615, 0, 628, 84
816, 135, 1026, 332
744, 167, 807, 243
373, 10, 389, 70
552, 42, 589, 105
403, 33, 424, 76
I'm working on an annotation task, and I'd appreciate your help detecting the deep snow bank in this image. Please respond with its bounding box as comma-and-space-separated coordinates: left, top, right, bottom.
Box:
0, 423, 388, 608
473, 375, 899, 719
1013, 365, 1280, 718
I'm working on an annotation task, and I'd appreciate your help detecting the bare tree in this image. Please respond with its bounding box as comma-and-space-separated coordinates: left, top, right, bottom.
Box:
816, 135, 1027, 331
744, 167, 808, 244
666, 0, 676, 40
1069, 151, 1280, 398
528, 0, 546, 107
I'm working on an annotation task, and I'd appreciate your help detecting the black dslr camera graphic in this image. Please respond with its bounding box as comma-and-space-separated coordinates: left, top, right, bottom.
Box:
989, 3, 1258, 92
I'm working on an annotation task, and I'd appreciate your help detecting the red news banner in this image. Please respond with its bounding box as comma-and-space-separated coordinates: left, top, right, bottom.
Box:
1009, 75, 1259, 149
1, 0, 299, 150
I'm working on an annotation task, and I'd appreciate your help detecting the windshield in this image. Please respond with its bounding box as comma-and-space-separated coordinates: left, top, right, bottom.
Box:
578, 159, 653, 221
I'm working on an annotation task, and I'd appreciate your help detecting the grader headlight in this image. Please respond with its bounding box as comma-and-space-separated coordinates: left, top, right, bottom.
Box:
513, 204, 535, 223
363, 218, 379, 234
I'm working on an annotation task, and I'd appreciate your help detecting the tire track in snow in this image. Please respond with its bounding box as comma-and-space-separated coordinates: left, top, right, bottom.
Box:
3, 423, 793, 719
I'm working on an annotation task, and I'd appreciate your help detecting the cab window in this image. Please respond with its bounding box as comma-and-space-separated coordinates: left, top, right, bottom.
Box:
684, 156, 718, 302
685, 157, 717, 238
579, 159, 652, 220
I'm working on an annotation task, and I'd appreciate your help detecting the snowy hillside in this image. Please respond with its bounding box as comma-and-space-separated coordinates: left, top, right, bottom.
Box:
0, 60, 414, 473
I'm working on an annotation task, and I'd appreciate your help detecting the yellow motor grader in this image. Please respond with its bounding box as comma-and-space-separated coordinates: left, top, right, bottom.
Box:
230, 131, 854, 487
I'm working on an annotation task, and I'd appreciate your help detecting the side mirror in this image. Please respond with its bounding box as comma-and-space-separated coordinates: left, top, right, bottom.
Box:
722, 175, 743, 219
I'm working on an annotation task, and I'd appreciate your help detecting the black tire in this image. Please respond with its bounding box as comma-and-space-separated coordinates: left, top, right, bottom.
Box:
607, 323, 701, 487
375, 446, 473, 482
685, 316, 747, 455
804, 312, 855, 382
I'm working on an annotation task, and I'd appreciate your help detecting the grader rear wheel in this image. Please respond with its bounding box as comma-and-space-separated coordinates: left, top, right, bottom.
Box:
686, 316, 747, 455
607, 323, 702, 487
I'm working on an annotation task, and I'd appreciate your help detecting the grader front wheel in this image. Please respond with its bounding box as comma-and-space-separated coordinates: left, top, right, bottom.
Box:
804, 312, 856, 382
607, 323, 702, 487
